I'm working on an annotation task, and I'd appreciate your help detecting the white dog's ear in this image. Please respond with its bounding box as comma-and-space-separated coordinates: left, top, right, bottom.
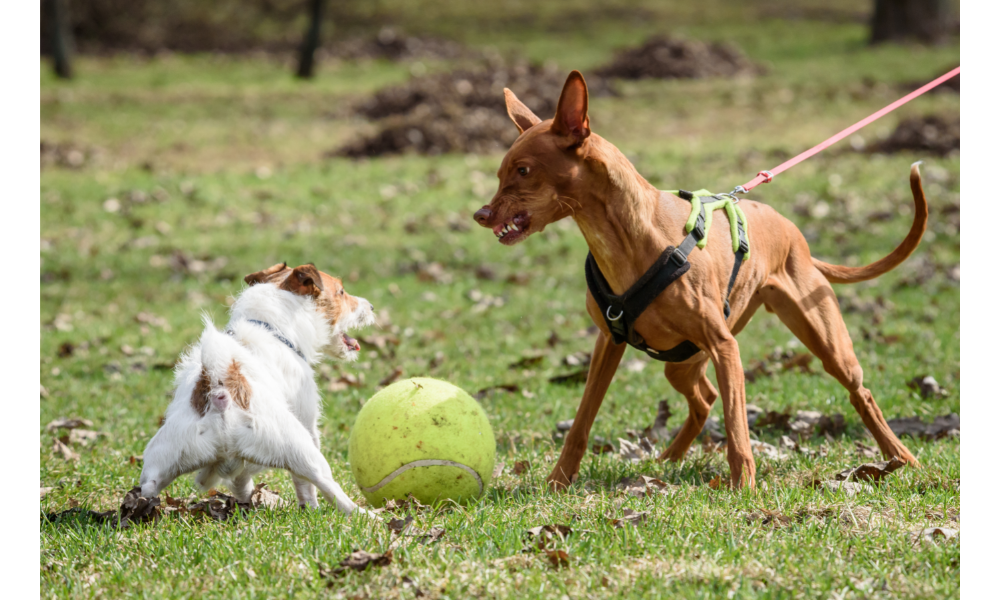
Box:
280, 264, 324, 297
244, 262, 288, 286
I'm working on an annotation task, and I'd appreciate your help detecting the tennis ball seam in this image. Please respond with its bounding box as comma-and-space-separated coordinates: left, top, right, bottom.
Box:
359, 459, 483, 496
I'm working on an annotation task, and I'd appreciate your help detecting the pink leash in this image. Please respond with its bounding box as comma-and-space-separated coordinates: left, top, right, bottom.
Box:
732, 66, 960, 195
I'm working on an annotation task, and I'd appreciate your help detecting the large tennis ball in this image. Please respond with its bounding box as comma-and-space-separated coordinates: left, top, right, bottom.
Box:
348, 377, 495, 507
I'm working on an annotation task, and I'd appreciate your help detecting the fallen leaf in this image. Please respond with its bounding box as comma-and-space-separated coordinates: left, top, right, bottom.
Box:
608, 508, 650, 528
544, 549, 570, 569
67, 429, 103, 446
387, 515, 414, 534
887, 414, 960, 440
618, 437, 656, 462
248, 483, 285, 509
320, 549, 393, 579
642, 400, 671, 443
781, 352, 814, 373
592, 442, 615, 454
744, 510, 794, 527
53, 438, 79, 461
816, 480, 874, 497
128, 455, 143, 465
41, 385, 50, 398
907, 375, 948, 399
708, 475, 728, 490
750, 439, 789, 461
413, 527, 445, 544
377, 367, 404, 387
40, 487, 53, 498
834, 457, 906, 483
509, 353, 545, 369
617, 475, 677, 498
910, 527, 959, 544
563, 351, 592, 367
492, 462, 505, 479
473, 384, 519, 400
512, 460, 530, 475
548, 369, 589, 385
46, 417, 94, 432
524, 524, 573, 549
855, 441, 880, 458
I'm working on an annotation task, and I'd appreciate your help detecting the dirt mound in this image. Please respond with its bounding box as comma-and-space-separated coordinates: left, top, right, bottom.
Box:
900, 71, 959, 95
867, 114, 959, 156
595, 36, 761, 80
329, 27, 478, 62
333, 63, 617, 157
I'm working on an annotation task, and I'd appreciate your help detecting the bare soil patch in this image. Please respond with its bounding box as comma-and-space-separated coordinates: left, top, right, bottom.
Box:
333, 62, 617, 157
594, 36, 762, 80
866, 114, 959, 156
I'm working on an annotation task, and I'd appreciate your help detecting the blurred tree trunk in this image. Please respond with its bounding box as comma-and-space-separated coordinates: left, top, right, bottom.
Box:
46, 0, 75, 79
296, 0, 327, 79
870, 0, 950, 44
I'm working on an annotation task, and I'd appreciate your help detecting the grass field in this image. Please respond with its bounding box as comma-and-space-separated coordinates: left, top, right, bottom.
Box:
40, 2, 959, 598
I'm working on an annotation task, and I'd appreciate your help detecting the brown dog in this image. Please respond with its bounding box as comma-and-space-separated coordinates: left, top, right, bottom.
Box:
473, 71, 926, 490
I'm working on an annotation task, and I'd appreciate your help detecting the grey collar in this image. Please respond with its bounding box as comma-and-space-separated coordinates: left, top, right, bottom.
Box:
226, 319, 306, 361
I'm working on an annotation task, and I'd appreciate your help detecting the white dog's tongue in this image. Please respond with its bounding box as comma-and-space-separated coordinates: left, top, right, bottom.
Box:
342, 333, 360, 352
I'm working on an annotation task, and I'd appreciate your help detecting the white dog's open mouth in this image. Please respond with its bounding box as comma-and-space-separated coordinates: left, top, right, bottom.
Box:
342, 333, 361, 353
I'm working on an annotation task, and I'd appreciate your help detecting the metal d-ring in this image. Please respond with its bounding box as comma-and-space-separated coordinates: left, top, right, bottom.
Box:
606, 306, 623, 321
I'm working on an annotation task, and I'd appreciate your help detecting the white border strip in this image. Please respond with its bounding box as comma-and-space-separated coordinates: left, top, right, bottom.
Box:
360, 459, 483, 495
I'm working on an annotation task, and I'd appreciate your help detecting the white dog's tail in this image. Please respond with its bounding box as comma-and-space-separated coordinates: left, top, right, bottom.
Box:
193, 320, 252, 415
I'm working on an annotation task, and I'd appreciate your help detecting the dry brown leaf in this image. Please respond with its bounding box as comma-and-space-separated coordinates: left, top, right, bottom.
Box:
910, 527, 959, 544
53, 438, 79, 461
834, 456, 906, 483
855, 441, 880, 459
617, 475, 678, 498
320, 549, 393, 579
512, 460, 531, 475
592, 442, 615, 455
816, 480, 874, 497
618, 437, 656, 462
248, 483, 284, 509
907, 375, 948, 399
46, 417, 94, 432
544, 549, 570, 569
608, 508, 650, 528
377, 367, 404, 388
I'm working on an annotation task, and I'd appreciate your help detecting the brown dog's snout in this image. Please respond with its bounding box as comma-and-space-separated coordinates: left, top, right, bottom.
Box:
473, 206, 493, 226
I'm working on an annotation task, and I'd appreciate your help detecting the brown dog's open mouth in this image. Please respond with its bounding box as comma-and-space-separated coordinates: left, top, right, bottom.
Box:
492, 213, 531, 245
342, 333, 360, 353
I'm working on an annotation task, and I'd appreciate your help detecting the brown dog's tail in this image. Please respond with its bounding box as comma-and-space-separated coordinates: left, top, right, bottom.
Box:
812, 163, 929, 284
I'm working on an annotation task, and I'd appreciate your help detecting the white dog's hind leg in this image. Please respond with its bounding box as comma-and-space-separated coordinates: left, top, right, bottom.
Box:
230, 469, 255, 503
292, 475, 318, 508
234, 413, 362, 516
194, 463, 221, 491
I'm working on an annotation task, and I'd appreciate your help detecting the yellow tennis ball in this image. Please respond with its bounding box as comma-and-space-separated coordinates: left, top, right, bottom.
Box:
348, 377, 496, 508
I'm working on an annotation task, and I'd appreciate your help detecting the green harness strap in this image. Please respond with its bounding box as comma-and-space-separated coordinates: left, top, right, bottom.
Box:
667, 189, 751, 258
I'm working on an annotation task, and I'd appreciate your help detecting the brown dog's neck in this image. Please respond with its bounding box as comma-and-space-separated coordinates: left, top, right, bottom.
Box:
569, 135, 686, 293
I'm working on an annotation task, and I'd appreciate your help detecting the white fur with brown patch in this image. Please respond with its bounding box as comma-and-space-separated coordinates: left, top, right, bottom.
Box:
139, 266, 375, 518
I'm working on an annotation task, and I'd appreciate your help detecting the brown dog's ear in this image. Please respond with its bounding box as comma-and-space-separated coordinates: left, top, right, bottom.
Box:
504, 88, 542, 134
244, 263, 288, 286
551, 70, 591, 146
279, 264, 324, 296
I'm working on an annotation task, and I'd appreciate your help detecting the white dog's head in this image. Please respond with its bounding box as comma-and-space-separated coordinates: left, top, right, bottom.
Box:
243, 263, 375, 361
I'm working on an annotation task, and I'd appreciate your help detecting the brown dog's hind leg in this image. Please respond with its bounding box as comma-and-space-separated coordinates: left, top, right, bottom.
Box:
759, 270, 919, 466
547, 330, 626, 491
658, 359, 717, 461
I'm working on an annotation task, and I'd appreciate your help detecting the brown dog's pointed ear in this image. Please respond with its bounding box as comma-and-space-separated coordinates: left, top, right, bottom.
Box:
551, 70, 591, 146
279, 264, 324, 297
244, 263, 288, 286
504, 88, 542, 134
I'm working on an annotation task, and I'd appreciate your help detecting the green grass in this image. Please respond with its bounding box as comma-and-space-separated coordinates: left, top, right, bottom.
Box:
41, 2, 959, 598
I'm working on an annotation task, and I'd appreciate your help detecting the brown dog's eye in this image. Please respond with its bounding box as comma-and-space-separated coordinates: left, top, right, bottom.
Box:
517, 166, 529, 176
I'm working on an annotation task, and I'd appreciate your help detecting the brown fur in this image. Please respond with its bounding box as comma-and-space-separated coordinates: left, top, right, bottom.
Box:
226, 360, 251, 410
474, 71, 925, 490
191, 368, 211, 417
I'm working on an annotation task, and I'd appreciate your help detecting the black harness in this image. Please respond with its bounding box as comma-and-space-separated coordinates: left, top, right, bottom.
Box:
585, 190, 749, 363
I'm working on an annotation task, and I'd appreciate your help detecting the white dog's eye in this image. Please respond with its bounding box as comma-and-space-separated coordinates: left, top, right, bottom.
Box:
339, 289, 345, 296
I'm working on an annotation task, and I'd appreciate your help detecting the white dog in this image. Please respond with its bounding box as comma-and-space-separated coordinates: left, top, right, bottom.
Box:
139, 262, 374, 516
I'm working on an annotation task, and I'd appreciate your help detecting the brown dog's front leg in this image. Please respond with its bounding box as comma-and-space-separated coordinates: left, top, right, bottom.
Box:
547, 330, 626, 491
707, 337, 757, 489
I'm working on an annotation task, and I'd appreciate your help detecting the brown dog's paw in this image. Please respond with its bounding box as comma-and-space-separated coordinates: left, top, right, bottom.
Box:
545, 468, 576, 492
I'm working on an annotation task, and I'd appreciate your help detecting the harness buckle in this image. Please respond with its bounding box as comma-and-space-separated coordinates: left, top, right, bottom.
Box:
606, 306, 624, 321
670, 247, 688, 266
